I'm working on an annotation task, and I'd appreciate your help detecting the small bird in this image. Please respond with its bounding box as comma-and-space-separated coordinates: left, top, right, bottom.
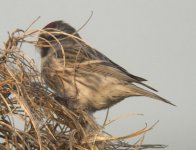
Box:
37, 20, 175, 112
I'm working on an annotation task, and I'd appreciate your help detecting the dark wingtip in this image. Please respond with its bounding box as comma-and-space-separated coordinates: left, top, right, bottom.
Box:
139, 82, 158, 92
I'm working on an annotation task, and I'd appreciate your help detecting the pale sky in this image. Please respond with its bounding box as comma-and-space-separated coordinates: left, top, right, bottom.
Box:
0, 0, 195, 149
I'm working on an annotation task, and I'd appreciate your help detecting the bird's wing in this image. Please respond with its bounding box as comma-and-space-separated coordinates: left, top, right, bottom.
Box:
77, 59, 158, 91
73, 42, 158, 91
53, 40, 157, 91
79, 60, 138, 82
73, 42, 148, 82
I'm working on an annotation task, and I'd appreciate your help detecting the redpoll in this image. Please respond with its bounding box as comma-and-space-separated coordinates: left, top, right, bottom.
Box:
37, 20, 175, 112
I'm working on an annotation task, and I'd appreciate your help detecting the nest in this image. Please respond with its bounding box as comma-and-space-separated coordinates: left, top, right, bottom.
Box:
0, 24, 167, 150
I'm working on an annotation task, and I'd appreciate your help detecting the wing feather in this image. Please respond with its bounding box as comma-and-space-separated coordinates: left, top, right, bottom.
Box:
52, 38, 158, 92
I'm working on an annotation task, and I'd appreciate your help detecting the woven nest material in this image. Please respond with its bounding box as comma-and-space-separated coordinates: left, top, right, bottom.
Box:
0, 26, 167, 150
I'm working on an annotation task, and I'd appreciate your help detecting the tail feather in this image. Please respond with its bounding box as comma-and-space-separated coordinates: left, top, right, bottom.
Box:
129, 85, 176, 106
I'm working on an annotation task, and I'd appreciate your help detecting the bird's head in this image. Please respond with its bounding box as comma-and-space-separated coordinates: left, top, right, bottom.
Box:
37, 20, 80, 57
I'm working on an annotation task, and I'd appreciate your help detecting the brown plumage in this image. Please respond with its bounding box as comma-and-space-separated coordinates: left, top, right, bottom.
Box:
37, 20, 175, 112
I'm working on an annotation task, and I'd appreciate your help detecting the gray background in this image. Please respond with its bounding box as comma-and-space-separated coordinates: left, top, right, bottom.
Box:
0, 0, 195, 149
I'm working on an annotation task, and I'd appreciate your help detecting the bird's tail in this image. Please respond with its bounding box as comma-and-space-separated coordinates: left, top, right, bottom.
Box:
128, 84, 176, 106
